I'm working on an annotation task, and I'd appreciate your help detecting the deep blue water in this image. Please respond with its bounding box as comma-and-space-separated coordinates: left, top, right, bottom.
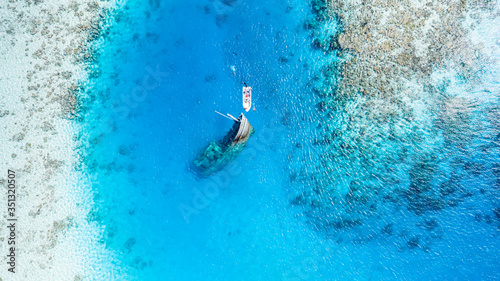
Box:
81, 0, 500, 280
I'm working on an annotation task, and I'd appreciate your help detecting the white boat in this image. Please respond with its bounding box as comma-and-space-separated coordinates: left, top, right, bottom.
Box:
242, 86, 252, 112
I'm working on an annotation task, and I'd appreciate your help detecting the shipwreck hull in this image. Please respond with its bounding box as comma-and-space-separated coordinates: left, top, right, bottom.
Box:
193, 114, 254, 176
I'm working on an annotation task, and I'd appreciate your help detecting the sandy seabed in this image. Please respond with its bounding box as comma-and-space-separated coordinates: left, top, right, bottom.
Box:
0, 1, 127, 280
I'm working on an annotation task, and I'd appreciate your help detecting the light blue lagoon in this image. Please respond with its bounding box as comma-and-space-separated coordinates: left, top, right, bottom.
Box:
80, 0, 500, 280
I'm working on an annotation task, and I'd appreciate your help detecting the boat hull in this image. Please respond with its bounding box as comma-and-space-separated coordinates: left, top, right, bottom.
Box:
193, 114, 254, 176
242, 87, 252, 112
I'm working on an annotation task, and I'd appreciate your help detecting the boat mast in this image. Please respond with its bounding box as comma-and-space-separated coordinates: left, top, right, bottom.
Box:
215, 110, 239, 122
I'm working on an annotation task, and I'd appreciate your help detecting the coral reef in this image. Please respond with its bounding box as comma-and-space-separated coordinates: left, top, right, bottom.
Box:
289, 0, 500, 248
0, 0, 125, 279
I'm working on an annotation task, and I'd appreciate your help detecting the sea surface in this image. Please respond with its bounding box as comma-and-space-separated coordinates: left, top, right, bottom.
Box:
80, 0, 500, 280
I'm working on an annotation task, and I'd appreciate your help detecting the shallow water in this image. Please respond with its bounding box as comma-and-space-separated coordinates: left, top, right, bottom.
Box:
81, 0, 500, 280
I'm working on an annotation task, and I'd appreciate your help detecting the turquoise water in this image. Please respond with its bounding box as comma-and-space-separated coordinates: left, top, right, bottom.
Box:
81, 0, 500, 280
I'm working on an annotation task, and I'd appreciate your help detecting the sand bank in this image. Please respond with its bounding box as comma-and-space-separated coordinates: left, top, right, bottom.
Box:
0, 0, 127, 280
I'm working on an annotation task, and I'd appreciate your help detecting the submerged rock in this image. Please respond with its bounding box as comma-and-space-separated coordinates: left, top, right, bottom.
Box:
494, 208, 500, 221
381, 223, 393, 235
417, 218, 439, 231
407, 236, 420, 250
